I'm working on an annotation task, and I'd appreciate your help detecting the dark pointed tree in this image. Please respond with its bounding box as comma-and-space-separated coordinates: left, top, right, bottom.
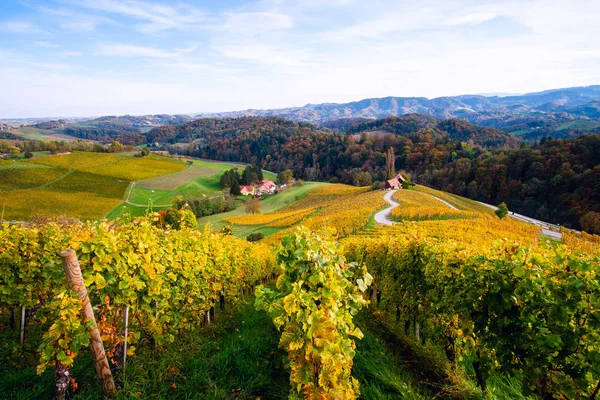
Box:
385, 147, 396, 180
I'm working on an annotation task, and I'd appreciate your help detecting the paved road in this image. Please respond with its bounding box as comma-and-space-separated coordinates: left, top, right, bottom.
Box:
429, 195, 458, 210
478, 202, 563, 240
375, 190, 459, 226
374, 190, 564, 240
374, 190, 400, 226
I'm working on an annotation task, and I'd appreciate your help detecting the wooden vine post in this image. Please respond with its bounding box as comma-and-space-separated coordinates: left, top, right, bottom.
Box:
60, 249, 117, 398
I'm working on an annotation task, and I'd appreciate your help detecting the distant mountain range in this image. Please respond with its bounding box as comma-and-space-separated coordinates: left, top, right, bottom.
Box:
4, 85, 600, 143
197, 85, 600, 138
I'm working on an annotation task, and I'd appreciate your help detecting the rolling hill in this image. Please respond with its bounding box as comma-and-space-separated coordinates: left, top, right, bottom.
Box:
197, 85, 600, 138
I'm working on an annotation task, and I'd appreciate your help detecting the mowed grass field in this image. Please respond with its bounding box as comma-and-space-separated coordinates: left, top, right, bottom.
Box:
0, 152, 187, 221
108, 159, 278, 218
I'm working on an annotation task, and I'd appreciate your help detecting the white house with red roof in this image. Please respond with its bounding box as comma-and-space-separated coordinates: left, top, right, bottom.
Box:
240, 185, 255, 196
256, 179, 277, 195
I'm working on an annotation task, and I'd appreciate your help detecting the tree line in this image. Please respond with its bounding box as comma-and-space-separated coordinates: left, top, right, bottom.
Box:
146, 116, 598, 232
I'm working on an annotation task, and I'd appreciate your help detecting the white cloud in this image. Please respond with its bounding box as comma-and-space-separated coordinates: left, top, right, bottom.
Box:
67, 0, 208, 34
37, 5, 115, 32
60, 20, 100, 32
60, 51, 83, 57
222, 12, 294, 33
212, 42, 309, 66
96, 43, 178, 58
447, 12, 498, 26
29, 62, 70, 70
0, 21, 49, 35
34, 41, 58, 48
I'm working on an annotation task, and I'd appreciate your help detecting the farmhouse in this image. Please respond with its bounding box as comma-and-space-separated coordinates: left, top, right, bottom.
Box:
240, 185, 255, 196
256, 179, 276, 195
384, 173, 406, 189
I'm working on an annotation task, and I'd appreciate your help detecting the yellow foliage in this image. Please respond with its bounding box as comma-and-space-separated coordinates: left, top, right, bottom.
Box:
225, 208, 315, 226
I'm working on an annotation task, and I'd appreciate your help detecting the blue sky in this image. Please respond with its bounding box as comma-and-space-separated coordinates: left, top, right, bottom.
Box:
1, 0, 599, 118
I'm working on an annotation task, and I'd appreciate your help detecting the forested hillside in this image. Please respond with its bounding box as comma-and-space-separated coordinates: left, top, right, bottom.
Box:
150, 116, 600, 230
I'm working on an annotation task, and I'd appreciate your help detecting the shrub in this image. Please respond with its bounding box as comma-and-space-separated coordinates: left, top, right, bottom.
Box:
495, 202, 509, 219
246, 232, 264, 242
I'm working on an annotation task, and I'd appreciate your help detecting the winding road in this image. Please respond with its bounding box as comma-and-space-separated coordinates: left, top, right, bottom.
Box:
374, 188, 565, 240
430, 196, 458, 210
374, 190, 400, 225
374, 189, 460, 225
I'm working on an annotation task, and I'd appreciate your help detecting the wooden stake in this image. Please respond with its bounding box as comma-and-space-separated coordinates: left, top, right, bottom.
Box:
370, 288, 378, 309
19, 305, 26, 345
123, 306, 129, 376
60, 249, 117, 398
54, 361, 72, 400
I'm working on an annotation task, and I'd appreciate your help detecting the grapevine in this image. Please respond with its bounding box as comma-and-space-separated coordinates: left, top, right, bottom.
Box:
256, 228, 372, 399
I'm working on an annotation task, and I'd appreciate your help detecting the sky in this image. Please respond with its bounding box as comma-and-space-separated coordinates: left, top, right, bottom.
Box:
1, 0, 599, 118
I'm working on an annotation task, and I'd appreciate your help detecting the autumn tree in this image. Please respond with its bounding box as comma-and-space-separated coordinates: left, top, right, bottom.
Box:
107, 141, 123, 153
580, 211, 600, 234
277, 169, 294, 185
245, 198, 261, 214
354, 171, 372, 187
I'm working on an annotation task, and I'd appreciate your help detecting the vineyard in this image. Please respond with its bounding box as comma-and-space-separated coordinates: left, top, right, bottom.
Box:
389, 190, 481, 222
1, 179, 600, 399
0, 152, 187, 221
342, 233, 600, 398
413, 185, 497, 217
221, 185, 388, 243
0, 216, 277, 398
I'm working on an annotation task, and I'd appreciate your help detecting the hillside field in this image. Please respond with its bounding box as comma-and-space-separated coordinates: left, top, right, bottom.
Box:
8, 127, 84, 142
106, 159, 277, 219
1, 162, 599, 400
0, 152, 187, 220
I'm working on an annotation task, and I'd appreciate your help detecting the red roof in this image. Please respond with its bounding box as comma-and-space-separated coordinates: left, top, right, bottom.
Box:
240, 185, 254, 192
395, 173, 406, 182
257, 179, 276, 189
386, 178, 400, 187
